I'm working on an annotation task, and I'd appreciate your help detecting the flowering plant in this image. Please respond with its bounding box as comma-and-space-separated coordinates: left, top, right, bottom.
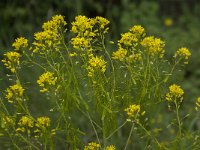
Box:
0, 15, 199, 150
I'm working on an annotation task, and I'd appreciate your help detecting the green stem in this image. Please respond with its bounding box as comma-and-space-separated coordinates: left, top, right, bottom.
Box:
124, 122, 134, 150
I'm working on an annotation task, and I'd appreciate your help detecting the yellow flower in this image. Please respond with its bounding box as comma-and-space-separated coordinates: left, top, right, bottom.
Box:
118, 32, 138, 47
106, 145, 116, 150
2, 52, 20, 73
87, 56, 107, 77
5, 84, 24, 103
37, 72, 57, 92
166, 84, 184, 101
141, 36, 165, 58
112, 47, 127, 61
164, 18, 173, 27
12, 37, 28, 51
31, 15, 66, 53
71, 37, 90, 49
36, 117, 50, 128
16, 116, 34, 133
195, 97, 200, 111
174, 47, 191, 64
124, 104, 141, 118
129, 25, 145, 37
42, 15, 67, 32
32, 30, 60, 53
84, 142, 100, 150
2, 116, 15, 127
71, 15, 96, 37
95, 16, 110, 33
127, 53, 142, 63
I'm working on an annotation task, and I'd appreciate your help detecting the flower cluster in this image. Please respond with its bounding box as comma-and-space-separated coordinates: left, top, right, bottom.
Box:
12, 37, 28, 51
71, 15, 109, 56
112, 25, 145, 63
71, 37, 90, 49
141, 36, 165, 58
166, 84, 184, 102
125, 104, 145, 120
84, 142, 100, 150
42, 15, 67, 32
35, 117, 50, 128
195, 97, 200, 111
5, 84, 24, 103
2, 52, 21, 73
87, 56, 107, 77
2, 116, 15, 127
106, 145, 116, 150
37, 72, 57, 92
112, 47, 127, 61
16, 116, 34, 133
174, 47, 191, 64
34, 116, 53, 138
164, 18, 173, 27
31, 15, 66, 53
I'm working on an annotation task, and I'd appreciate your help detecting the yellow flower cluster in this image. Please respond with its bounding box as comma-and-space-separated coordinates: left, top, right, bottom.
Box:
166, 84, 184, 101
37, 72, 57, 92
118, 25, 145, 48
95, 16, 110, 33
174, 47, 191, 64
87, 56, 107, 77
84, 142, 100, 150
141, 36, 165, 58
5, 84, 24, 103
2, 52, 20, 73
12, 37, 28, 51
71, 16, 109, 53
112, 25, 145, 63
2, 116, 15, 127
124, 104, 141, 118
34, 116, 53, 137
42, 15, 67, 31
164, 18, 173, 27
112, 47, 127, 61
31, 15, 66, 53
71, 15, 96, 37
127, 53, 142, 63
106, 145, 116, 150
195, 97, 200, 111
36, 117, 50, 128
71, 37, 90, 49
16, 116, 34, 133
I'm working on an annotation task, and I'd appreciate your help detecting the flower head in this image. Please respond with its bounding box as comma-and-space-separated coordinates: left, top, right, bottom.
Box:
106, 145, 116, 150
36, 117, 51, 128
37, 72, 57, 92
166, 84, 184, 101
16, 116, 34, 133
164, 18, 173, 27
87, 56, 107, 77
195, 97, 200, 111
12, 37, 28, 51
2, 52, 21, 73
84, 142, 100, 150
141, 36, 165, 58
42, 15, 67, 32
112, 47, 127, 61
5, 84, 24, 103
174, 47, 191, 64
124, 104, 144, 120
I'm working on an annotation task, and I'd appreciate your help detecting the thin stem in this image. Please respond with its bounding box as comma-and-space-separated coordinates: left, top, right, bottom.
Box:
106, 121, 127, 140
124, 122, 134, 150
175, 101, 182, 138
